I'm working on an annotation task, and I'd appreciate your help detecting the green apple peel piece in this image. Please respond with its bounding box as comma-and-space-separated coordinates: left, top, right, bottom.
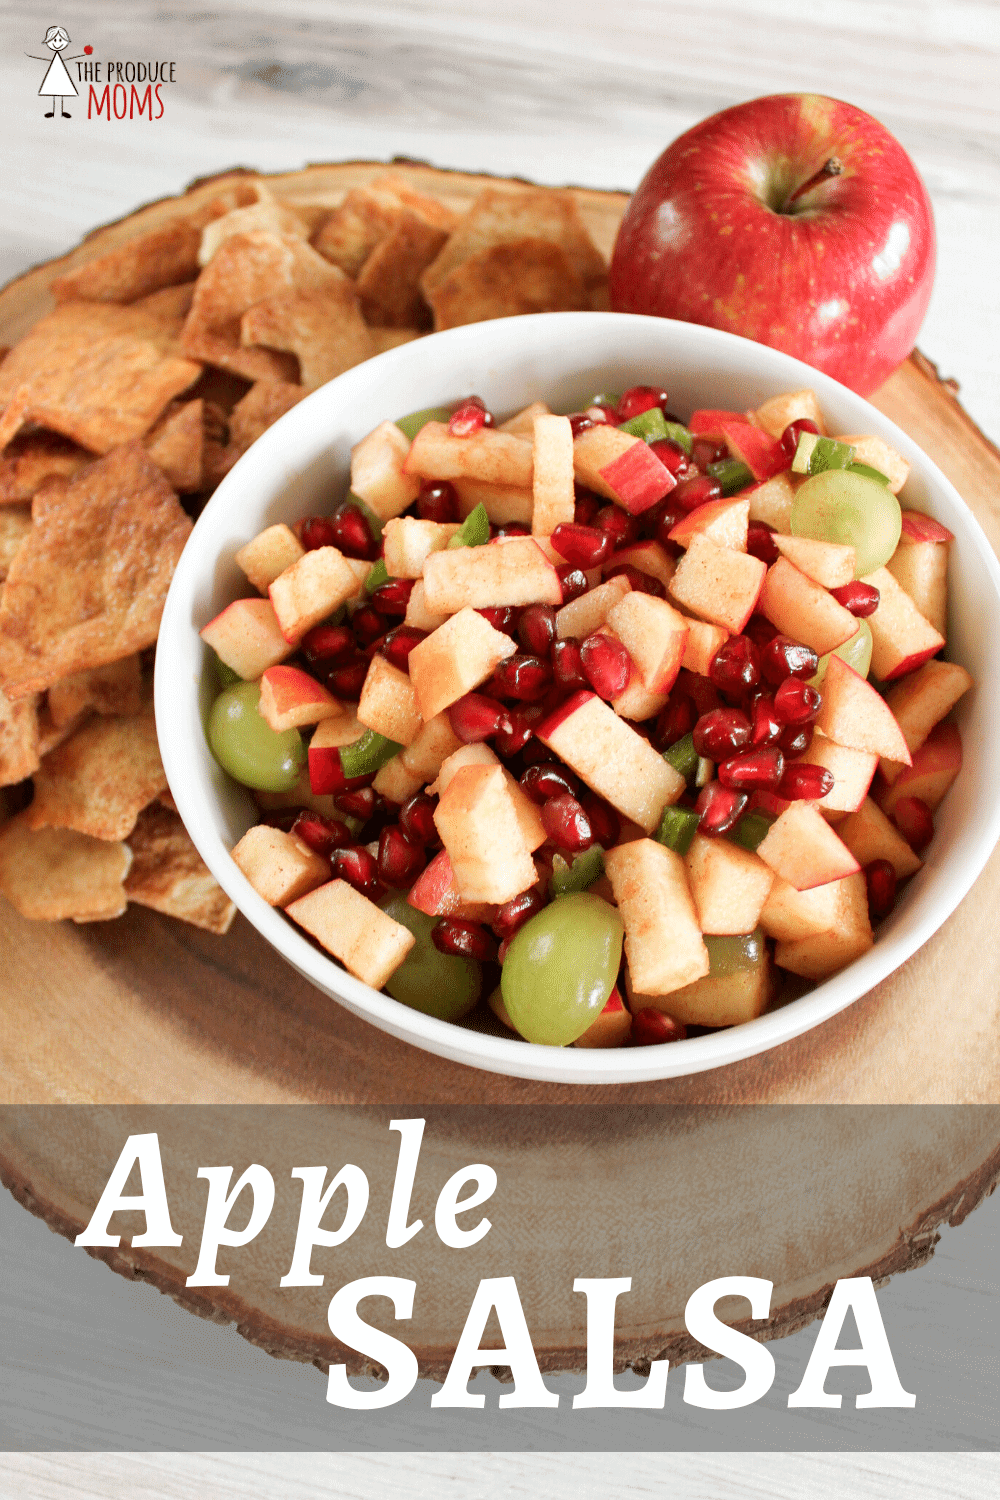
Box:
791, 469, 902, 576
791, 432, 856, 475
395, 406, 453, 440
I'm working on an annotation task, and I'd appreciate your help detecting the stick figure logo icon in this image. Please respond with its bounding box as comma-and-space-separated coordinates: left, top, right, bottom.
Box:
27, 25, 89, 118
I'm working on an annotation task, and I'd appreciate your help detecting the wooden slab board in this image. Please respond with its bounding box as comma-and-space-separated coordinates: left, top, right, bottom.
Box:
2, 162, 1000, 1375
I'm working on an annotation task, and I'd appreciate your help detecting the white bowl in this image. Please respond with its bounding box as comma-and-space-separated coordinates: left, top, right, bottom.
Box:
156, 312, 1000, 1084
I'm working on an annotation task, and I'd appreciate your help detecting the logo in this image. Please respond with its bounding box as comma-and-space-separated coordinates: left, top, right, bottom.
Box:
25, 25, 177, 121
26, 24, 91, 119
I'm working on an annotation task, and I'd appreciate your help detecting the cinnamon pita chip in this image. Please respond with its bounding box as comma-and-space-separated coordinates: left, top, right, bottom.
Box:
424, 239, 588, 330
0, 685, 39, 786
228, 379, 306, 454
0, 432, 92, 505
26, 700, 166, 841
36, 702, 86, 758
314, 174, 457, 277
47, 654, 144, 730
0, 295, 201, 453
421, 187, 606, 299
145, 398, 204, 491
357, 214, 448, 328
125, 803, 236, 934
49, 217, 203, 305
0, 810, 132, 921
0, 507, 31, 580
198, 185, 309, 267
0, 443, 192, 699
369, 328, 423, 355
240, 287, 374, 391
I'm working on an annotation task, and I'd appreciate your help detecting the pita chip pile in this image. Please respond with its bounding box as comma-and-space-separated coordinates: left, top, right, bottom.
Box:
0, 167, 607, 937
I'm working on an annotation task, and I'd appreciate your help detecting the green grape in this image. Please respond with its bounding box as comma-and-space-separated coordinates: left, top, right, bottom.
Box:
704, 929, 765, 977
810, 617, 873, 686
207, 680, 305, 792
395, 406, 452, 440
501, 893, 624, 1047
791, 469, 902, 577
213, 652, 241, 688
380, 896, 481, 1021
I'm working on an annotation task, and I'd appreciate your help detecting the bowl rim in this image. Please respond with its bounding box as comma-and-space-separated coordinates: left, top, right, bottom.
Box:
156, 310, 1000, 1085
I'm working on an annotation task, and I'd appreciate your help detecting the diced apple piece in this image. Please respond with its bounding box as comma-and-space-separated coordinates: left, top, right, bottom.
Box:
200, 597, 293, 680
235, 523, 305, 594
404, 578, 450, 633
610, 675, 669, 722
879, 660, 972, 783
681, 618, 729, 676
400, 711, 464, 783
800, 730, 878, 813
453, 477, 534, 525
669, 533, 767, 634
287, 878, 415, 989
383, 516, 460, 577
556, 574, 631, 639
754, 390, 827, 440
886, 535, 949, 637
628, 938, 774, 1027
432, 743, 545, 852
268, 546, 360, 645
745, 471, 796, 534
862, 566, 945, 681
772, 534, 855, 588
572, 425, 675, 514
538, 691, 684, 833
759, 874, 849, 942
836, 434, 910, 493
838, 797, 923, 879
685, 833, 774, 935
422, 536, 562, 614
573, 986, 633, 1048
668, 496, 749, 551
607, 541, 677, 592
357, 656, 422, 747
307, 711, 366, 794
407, 848, 497, 923
407, 606, 517, 721
721, 422, 788, 482
498, 399, 550, 436
812, 654, 911, 763
350, 420, 421, 521
606, 591, 688, 693
372, 754, 426, 804
433, 763, 538, 904
604, 838, 709, 996
342, 557, 370, 599
258, 665, 343, 732
688, 408, 744, 440
756, 801, 861, 891
531, 413, 575, 536
403, 422, 533, 488
230, 824, 330, 907
758, 557, 859, 657
900, 511, 955, 544
773, 872, 873, 979
876, 721, 963, 817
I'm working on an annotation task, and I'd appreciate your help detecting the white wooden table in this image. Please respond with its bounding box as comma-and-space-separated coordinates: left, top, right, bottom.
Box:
3, 0, 1000, 1492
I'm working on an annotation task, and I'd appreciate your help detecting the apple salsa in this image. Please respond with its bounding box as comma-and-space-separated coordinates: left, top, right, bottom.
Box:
201, 386, 972, 1048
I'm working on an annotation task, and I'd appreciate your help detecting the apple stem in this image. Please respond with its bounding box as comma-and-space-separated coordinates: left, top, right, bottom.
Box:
785, 157, 843, 209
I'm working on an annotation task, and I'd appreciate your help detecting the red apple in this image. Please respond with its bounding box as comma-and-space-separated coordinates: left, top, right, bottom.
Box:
609, 94, 935, 396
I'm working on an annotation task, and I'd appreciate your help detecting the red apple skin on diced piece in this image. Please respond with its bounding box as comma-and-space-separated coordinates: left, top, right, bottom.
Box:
754, 390, 826, 441
453, 477, 534, 525
307, 712, 366, 795
886, 538, 949, 637
200, 597, 293, 680
230, 824, 330, 908
258, 665, 344, 733
837, 434, 910, 494
758, 557, 859, 657
407, 848, 497, 923
838, 797, 923, 880
606, 592, 688, 694
744, 471, 795, 533
772, 534, 855, 589
812, 654, 911, 764
572, 425, 674, 513
532, 413, 575, 535
681, 618, 729, 676
879, 660, 972, 780
432, 763, 538, 904
383, 516, 460, 577
357, 655, 423, 747
407, 606, 517, 721
688, 408, 745, 441
235, 524, 305, 595
773, 872, 874, 981
668, 496, 749, 552
537, 690, 684, 832
668, 532, 767, 635
287, 878, 415, 991
268, 546, 361, 646
684, 833, 775, 935
604, 838, 710, 996
607, 541, 677, 593
422, 536, 562, 614
556, 574, 632, 640
861, 566, 945, 681
755, 801, 861, 891
799, 731, 878, 814
721, 421, 789, 482
900, 511, 954, 545
573, 986, 633, 1049
403, 422, 534, 489
875, 721, 963, 818
350, 420, 421, 520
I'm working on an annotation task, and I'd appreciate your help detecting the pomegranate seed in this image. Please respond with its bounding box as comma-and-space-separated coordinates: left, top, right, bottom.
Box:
652, 503, 686, 550
552, 638, 589, 690
780, 418, 820, 465
865, 858, 898, 919
574, 489, 602, 525
893, 796, 934, 851
299, 516, 338, 550
709, 636, 761, 698
323, 655, 368, 698
595, 505, 640, 548
377, 626, 426, 671
492, 888, 547, 942
520, 764, 580, 805
417, 479, 459, 523
330, 505, 377, 560
370, 578, 414, 616
617, 385, 668, 421
433, 917, 498, 962
692, 437, 727, 468
673, 474, 723, 513
744, 614, 779, 649
335, 787, 389, 823
260, 808, 304, 832
378, 824, 426, 887
399, 792, 439, 847
331, 845, 381, 899
773, 677, 822, 725
777, 763, 834, 800
448, 692, 511, 744
694, 781, 748, 836
541, 792, 594, 851
520, 737, 559, 767
761, 635, 819, 686
477, 606, 519, 635
747, 520, 780, 565
748, 790, 789, 818
693, 707, 752, 760
830, 580, 881, 617
580, 791, 620, 847
649, 438, 692, 478
493, 522, 531, 540
551, 522, 614, 569
301, 623, 355, 664
631, 1008, 687, 1045
580, 633, 632, 700
518, 604, 557, 655
568, 412, 596, 439
603, 563, 666, 599
750, 693, 783, 748
492, 654, 553, 701
557, 565, 589, 604
352, 604, 389, 647
719, 746, 784, 792
494, 707, 540, 758
779, 724, 812, 756
679, 669, 722, 716
449, 400, 488, 437
290, 811, 352, 856
654, 694, 695, 750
